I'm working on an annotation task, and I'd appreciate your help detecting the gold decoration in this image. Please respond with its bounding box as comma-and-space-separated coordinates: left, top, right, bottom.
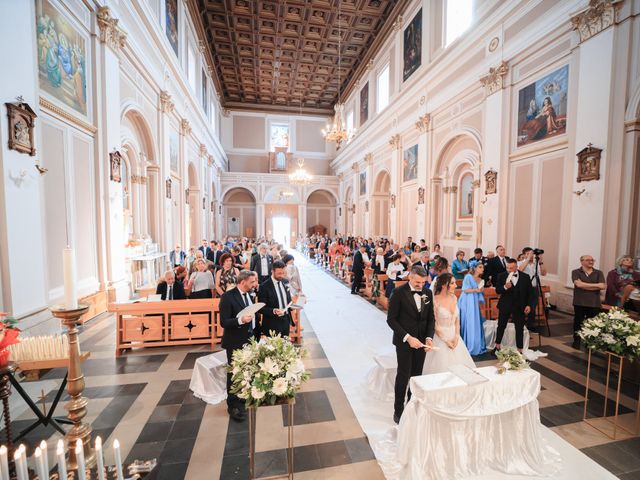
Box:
181, 119, 192, 136
39, 97, 97, 134
450, 186, 458, 194
479, 61, 509, 96
443, 186, 450, 194
207, 154, 214, 166
160, 91, 174, 114
471, 180, 481, 188
415, 114, 430, 133
364, 153, 373, 165
5, 98, 37, 156
576, 143, 602, 182
392, 15, 404, 32
389, 134, 401, 149
570, 0, 621, 44
96, 6, 127, 51
198, 40, 206, 54
131, 175, 148, 185
199, 143, 207, 156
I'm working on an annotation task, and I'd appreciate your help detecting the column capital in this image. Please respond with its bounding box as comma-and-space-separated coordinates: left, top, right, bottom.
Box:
364, 152, 373, 165
181, 119, 192, 136
392, 15, 403, 32
160, 90, 174, 114
570, 0, 622, 44
479, 61, 509, 97
97, 6, 127, 51
389, 134, 401, 149
415, 114, 430, 133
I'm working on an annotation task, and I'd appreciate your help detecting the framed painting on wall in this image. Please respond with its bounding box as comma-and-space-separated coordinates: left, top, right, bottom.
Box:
360, 82, 369, 126
201, 69, 208, 115
403, 144, 418, 182
359, 171, 367, 196
36, 0, 89, 116
403, 9, 422, 82
169, 129, 179, 173
165, 0, 179, 56
516, 64, 568, 147
459, 173, 474, 218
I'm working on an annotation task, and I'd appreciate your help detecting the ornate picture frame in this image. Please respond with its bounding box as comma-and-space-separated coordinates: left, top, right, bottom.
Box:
485, 169, 497, 195
109, 151, 122, 183
5, 100, 37, 156
576, 144, 601, 182
418, 186, 425, 205
165, 178, 172, 198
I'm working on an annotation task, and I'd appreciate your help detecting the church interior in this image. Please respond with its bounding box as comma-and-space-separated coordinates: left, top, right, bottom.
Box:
0, 0, 639, 479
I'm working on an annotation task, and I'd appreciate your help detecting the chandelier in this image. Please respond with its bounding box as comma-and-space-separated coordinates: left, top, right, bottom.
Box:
289, 158, 313, 186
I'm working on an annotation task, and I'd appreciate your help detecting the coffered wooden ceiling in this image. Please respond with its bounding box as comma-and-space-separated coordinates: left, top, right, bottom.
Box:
191, 0, 405, 115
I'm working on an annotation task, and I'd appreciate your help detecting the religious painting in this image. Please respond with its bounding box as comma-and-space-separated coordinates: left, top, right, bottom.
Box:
270, 124, 289, 150
576, 144, 601, 182
402, 144, 418, 182
359, 171, 367, 196
403, 9, 422, 82
5, 101, 37, 156
201, 69, 208, 115
110, 151, 122, 183
459, 173, 474, 218
485, 169, 497, 195
169, 129, 179, 173
165, 0, 179, 56
360, 82, 369, 126
517, 65, 568, 147
36, 0, 88, 116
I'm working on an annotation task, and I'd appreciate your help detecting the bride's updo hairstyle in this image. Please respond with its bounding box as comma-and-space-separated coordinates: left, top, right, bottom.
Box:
434, 272, 454, 295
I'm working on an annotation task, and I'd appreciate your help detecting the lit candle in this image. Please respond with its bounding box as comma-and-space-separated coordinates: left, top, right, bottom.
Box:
14, 449, 25, 480
0, 445, 9, 480
95, 437, 105, 480
113, 440, 124, 480
40, 440, 49, 478
56, 440, 67, 480
75, 440, 86, 480
17, 445, 27, 480
63, 247, 78, 309
35, 447, 46, 480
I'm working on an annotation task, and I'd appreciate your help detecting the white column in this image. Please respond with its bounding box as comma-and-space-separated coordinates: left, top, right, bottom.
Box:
389, 144, 400, 242
416, 126, 428, 239
298, 204, 306, 238
256, 202, 265, 238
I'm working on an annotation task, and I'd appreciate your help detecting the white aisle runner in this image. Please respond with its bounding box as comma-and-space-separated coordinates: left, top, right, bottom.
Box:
293, 251, 616, 480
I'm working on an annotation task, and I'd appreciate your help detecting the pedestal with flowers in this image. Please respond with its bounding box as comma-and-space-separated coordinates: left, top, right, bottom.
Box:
229, 334, 310, 479
579, 307, 640, 439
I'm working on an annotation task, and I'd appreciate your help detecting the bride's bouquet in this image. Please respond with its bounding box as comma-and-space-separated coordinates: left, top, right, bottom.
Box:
495, 348, 529, 374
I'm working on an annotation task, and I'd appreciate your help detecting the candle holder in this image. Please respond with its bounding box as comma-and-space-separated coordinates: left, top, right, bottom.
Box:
0, 363, 17, 478
50, 304, 96, 470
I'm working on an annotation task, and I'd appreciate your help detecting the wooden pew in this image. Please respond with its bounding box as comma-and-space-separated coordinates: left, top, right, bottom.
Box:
376, 274, 390, 309
110, 298, 220, 356
363, 267, 375, 299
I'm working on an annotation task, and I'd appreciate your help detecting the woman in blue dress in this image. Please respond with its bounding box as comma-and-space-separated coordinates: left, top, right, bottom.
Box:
458, 261, 486, 355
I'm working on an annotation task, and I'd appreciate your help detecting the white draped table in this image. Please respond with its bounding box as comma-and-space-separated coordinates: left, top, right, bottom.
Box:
189, 350, 228, 404
397, 366, 560, 479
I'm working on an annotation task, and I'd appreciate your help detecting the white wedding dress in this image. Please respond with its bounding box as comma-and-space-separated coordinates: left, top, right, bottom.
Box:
423, 304, 476, 375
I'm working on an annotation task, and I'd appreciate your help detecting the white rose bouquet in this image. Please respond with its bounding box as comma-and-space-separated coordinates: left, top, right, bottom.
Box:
495, 348, 529, 374
578, 308, 640, 360
228, 333, 311, 407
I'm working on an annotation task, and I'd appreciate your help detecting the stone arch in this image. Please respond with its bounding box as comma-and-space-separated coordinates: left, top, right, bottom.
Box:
372, 170, 391, 236
304, 187, 339, 204
223, 187, 257, 238
306, 189, 336, 236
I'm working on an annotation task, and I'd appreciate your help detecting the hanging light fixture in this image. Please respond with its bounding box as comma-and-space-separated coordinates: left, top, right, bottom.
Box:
289, 157, 313, 186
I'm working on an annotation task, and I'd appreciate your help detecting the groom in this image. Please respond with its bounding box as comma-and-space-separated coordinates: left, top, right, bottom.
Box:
387, 265, 435, 424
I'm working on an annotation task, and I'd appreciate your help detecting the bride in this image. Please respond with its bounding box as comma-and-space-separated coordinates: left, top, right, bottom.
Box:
423, 273, 476, 374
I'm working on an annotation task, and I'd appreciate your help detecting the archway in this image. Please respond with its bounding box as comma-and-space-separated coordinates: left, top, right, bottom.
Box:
187, 163, 200, 248
372, 170, 391, 237
223, 187, 256, 238
306, 189, 337, 236
344, 186, 354, 235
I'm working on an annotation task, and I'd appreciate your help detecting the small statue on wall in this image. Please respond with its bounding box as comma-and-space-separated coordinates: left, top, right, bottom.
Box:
165, 178, 172, 198
110, 150, 122, 183
390, 193, 396, 208
338, 207, 342, 217
484, 169, 497, 195
365, 200, 369, 212
5, 97, 37, 156
576, 143, 601, 182
185, 188, 190, 204
418, 186, 425, 205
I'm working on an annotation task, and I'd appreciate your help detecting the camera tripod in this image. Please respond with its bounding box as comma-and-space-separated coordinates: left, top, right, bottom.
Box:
531, 255, 551, 345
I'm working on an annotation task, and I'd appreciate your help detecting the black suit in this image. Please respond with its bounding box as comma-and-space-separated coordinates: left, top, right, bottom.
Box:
351, 250, 366, 293
199, 246, 211, 259
412, 260, 430, 272
495, 271, 536, 349
206, 248, 217, 264
250, 254, 273, 284
220, 288, 259, 409
258, 277, 293, 338
486, 256, 508, 286
387, 283, 436, 417
155, 281, 186, 300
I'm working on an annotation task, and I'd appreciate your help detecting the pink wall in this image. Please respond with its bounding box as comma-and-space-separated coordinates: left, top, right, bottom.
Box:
233, 116, 265, 149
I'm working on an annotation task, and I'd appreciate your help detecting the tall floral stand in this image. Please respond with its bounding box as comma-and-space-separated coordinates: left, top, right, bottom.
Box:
248, 398, 295, 479
583, 349, 640, 439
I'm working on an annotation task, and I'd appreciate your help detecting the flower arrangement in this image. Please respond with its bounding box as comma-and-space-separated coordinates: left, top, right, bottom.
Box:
578, 307, 640, 360
228, 334, 311, 407
372, 275, 381, 298
495, 348, 529, 374
0, 313, 21, 367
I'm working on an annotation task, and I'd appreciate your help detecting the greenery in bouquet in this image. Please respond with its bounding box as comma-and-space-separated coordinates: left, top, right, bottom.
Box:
228, 333, 311, 407
495, 348, 529, 374
372, 275, 381, 298
578, 308, 640, 360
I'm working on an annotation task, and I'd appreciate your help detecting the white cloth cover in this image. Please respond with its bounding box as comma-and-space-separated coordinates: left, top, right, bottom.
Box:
189, 350, 228, 404
366, 353, 397, 402
484, 319, 530, 351
396, 366, 560, 479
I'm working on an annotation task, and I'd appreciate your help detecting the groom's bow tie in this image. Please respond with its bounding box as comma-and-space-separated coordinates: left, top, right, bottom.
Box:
411, 290, 422, 295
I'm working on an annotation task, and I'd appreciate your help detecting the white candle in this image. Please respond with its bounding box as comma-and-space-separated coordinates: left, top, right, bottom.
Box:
40, 440, 49, 478
17, 445, 27, 480
14, 449, 25, 480
63, 247, 78, 309
113, 440, 124, 480
56, 440, 67, 480
95, 437, 105, 480
35, 447, 46, 480
75, 440, 86, 480
0, 445, 8, 480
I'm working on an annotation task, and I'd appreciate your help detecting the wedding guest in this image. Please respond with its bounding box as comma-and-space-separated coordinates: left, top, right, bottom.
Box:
424, 273, 475, 374
187, 258, 215, 298
258, 261, 293, 338
185, 247, 197, 273
210, 241, 224, 266
413, 250, 431, 273
495, 259, 536, 353
458, 262, 486, 355
471, 248, 488, 279
410, 245, 422, 263
386, 265, 435, 424
206, 241, 217, 264
220, 270, 260, 422
429, 257, 449, 291
199, 239, 211, 259
215, 253, 240, 297
385, 254, 406, 298
155, 270, 186, 300
250, 243, 274, 285
283, 254, 303, 298
407, 236, 416, 251
373, 247, 387, 275
169, 244, 186, 268
419, 239, 428, 252
430, 244, 442, 259
485, 245, 508, 287
351, 244, 369, 295
571, 255, 606, 349
452, 250, 469, 281
174, 265, 187, 285
518, 247, 547, 332
605, 255, 640, 310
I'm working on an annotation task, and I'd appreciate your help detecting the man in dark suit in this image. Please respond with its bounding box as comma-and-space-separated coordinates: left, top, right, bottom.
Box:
407, 236, 416, 251
495, 258, 536, 353
250, 243, 273, 285
219, 270, 260, 422
387, 265, 435, 424
155, 271, 186, 300
258, 261, 293, 338
351, 244, 369, 294
207, 240, 218, 264
485, 245, 508, 286
412, 250, 431, 272
198, 239, 210, 260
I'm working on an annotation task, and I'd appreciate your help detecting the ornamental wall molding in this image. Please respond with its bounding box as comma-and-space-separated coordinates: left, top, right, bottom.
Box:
97, 6, 127, 51
39, 97, 97, 134
181, 119, 192, 135
570, 0, 622, 44
415, 114, 430, 133
392, 15, 404, 32
131, 175, 147, 185
159, 90, 174, 114
479, 61, 509, 96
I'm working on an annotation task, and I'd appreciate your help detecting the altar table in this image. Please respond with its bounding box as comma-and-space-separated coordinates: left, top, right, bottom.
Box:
397, 366, 559, 479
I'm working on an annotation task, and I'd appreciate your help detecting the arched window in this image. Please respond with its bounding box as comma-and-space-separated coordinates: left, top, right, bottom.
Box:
445, 0, 473, 46
458, 172, 474, 218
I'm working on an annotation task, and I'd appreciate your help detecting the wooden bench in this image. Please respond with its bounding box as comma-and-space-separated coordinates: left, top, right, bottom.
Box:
363, 267, 375, 299
110, 298, 220, 356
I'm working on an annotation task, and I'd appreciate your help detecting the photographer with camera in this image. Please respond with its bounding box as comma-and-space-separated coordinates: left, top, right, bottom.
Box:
518, 247, 547, 332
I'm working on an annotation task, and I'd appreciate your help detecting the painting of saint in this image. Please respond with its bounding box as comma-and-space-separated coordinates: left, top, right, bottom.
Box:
165, 0, 179, 56
359, 171, 367, 196
459, 173, 473, 218
169, 130, 179, 173
36, 0, 88, 115
202, 69, 208, 115
403, 144, 418, 182
270, 125, 289, 149
517, 65, 568, 147
360, 83, 369, 126
403, 9, 422, 82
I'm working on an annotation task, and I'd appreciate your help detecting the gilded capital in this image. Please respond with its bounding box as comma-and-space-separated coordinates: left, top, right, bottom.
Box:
389, 134, 401, 149
364, 152, 373, 165
181, 119, 192, 136
160, 90, 174, 114
415, 114, 430, 133
199, 143, 207, 156
207, 154, 214, 166
570, 0, 621, 44
97, 6, 127, 51
479, 61, 509, 96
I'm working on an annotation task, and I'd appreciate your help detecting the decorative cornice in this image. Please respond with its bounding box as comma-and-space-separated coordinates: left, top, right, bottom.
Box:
479, 61, 509, 96
389, 134, 401, 149
39, 97, 97, 134
181, 119, 192, 136
222, 108, 230, 118
198, 40, 206, 54
131, 175, 148, 185
570, 0, 622, 44
392, 15, 404, 32
415, 114, 430, 133
97, 6, 127, 51
365, 59, 374, 71
160, 90, 174, 114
